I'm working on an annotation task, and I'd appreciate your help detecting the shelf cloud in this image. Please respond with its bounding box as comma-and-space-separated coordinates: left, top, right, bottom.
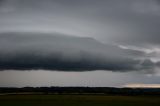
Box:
0, 32, 158, 71
0, 0, 160, 87
0, 0, 160, 72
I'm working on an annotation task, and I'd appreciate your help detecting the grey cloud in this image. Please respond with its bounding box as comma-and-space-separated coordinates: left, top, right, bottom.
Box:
0, 0, 159, 72
0, 32, 154, 71
0, 0, 159, 47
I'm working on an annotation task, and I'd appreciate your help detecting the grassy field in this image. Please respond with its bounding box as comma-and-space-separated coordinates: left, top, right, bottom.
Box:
0, 95, 160, 106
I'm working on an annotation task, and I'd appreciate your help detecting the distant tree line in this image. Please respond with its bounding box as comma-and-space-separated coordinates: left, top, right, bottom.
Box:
0, 87, 160, 96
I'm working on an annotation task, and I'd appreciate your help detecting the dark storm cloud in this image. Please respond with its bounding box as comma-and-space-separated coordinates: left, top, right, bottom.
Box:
0, 0, 160, 71
0, 32, 155, 71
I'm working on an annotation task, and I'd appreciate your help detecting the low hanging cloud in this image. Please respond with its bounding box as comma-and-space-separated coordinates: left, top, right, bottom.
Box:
0, 32, 157, 71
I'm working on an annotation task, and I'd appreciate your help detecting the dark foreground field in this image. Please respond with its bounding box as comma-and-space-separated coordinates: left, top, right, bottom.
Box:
0, 95, 160, 106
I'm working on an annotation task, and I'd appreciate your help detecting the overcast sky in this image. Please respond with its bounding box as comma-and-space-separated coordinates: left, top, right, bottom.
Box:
0, 0, 160, 87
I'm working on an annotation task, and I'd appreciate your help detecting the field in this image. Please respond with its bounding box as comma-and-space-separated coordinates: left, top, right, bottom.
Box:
0, 95, 160, 106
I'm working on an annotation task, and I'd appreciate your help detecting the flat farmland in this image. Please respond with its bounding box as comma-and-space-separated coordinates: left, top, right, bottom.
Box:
0, 95, 160, 106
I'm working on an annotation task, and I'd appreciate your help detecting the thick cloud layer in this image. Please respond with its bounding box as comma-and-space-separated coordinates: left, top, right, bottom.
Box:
0, 0, 160, 71
0, 0, 160, 47
0, 32, 157, 71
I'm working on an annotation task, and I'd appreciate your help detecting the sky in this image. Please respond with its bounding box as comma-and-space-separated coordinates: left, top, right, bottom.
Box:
0, 0, 160, 87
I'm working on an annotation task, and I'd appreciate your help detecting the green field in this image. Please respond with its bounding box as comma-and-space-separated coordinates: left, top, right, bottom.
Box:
0, 95, 160, 106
